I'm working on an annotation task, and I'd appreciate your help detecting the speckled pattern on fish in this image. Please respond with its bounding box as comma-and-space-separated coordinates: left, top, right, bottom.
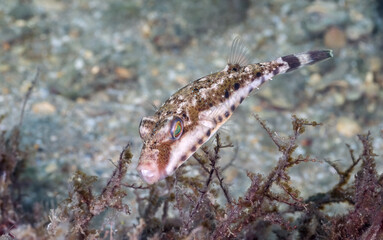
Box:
137, 37, 333, 184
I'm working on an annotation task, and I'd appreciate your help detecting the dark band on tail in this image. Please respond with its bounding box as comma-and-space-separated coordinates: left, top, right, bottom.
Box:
281, 55, 301, 72
282, 49, 333, 73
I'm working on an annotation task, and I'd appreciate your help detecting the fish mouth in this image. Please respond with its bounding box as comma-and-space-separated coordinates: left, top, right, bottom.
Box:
137, 149, 164, 184
137, 160, 161, 184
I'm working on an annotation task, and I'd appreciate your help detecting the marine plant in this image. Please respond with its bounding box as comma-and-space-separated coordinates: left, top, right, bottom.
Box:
44, 115, 383, 239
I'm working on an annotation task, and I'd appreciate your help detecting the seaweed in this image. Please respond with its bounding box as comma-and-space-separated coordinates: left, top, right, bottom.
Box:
0, 69, 39, 239
47, 145, 132, 239
2, 96, 383, 239
210, 115, 320, 239
324, 133, 383, 240
122, 115, 382, 239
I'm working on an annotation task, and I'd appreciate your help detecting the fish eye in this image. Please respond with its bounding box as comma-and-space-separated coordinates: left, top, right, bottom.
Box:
170, 117, 183, 140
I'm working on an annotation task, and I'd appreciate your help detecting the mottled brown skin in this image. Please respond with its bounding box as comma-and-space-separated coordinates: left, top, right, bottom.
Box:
137, 48, 333, 184
138, 61, 282, 180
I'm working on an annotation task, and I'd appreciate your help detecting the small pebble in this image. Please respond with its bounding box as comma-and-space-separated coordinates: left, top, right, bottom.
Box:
74, 58, 84, 70
308, 73, 322, 87
32, 102, 56, 115
45, 162, 58, 173
369, 57, 381, 72
336, 117, 361, 137
176, 63, 185, 71
0, 64, 10, 72
141, 23, 151, 38
363, 72, 379, 98
346, 89, 363, 101
324, 27, 346, 49
115, 67, 133, 79
151, 68, 160, 77
367, 102, 376, 113
91, 66, 100, 75
2, 88, 9, 95
333, 92, 345, 106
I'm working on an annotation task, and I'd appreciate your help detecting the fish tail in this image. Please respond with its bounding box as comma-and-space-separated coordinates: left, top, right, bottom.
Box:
277, 50, 333, 73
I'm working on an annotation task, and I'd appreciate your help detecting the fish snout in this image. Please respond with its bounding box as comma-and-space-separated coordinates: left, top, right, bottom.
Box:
137, 157, 162, 184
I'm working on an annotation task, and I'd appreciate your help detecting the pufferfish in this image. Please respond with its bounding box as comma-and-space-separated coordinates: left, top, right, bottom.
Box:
137, 37, 333, 184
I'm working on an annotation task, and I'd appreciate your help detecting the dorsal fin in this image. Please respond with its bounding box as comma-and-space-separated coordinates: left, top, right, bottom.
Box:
227, 36, 250, 67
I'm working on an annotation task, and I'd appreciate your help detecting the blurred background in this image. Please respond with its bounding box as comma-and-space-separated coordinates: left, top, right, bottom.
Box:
0, 0, 382, 237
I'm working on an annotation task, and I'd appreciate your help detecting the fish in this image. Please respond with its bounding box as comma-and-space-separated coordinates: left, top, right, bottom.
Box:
137, 36, 333, 184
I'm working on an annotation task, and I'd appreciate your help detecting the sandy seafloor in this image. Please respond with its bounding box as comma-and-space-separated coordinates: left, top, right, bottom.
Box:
0, 0, 383, 238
